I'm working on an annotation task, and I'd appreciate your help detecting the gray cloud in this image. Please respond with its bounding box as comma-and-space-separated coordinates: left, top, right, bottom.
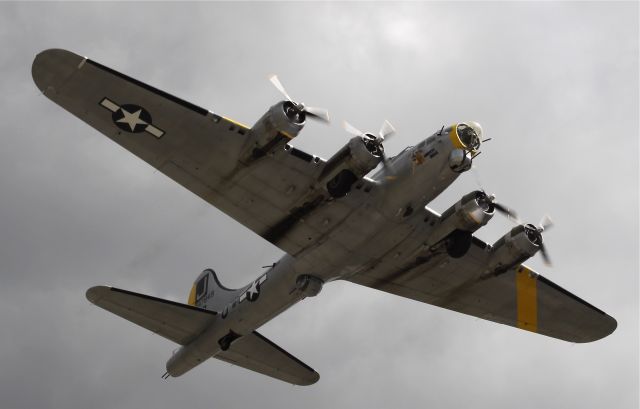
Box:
0, 2, 637, 409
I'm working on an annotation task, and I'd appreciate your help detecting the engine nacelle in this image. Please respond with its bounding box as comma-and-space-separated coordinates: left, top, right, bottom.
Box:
426, 191, 496, 249
487, 224, 541, 273
319, 136, 383, 198
295, 275, 323, 298
242, 101, 306, 163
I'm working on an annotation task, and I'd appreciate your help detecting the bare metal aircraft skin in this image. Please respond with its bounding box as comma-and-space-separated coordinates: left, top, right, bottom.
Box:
32, 49, 616, 385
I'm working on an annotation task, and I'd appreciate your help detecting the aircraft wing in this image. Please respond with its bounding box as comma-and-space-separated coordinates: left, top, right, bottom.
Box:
32, 49, 338, 256
348, 237, 617, 343
215, 331, 320, 385
86, 286, 217, 345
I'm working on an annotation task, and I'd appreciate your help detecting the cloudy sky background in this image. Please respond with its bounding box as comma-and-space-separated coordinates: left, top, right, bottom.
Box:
0, 2, 637, 408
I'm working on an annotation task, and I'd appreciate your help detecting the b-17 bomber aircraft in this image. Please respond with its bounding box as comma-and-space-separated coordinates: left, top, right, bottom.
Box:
32, 49, 616, 385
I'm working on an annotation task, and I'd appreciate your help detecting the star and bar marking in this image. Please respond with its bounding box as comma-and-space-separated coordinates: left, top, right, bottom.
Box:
99, 97, 165, 138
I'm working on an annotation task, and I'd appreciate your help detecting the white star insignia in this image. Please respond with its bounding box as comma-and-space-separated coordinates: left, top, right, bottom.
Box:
246, 281, 260, 298
100, 98, 165, 138
117, 108, 148, 131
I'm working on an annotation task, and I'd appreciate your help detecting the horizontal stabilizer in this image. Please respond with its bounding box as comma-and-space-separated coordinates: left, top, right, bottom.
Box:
215, 331, 319, 386
86, 286, 217, 345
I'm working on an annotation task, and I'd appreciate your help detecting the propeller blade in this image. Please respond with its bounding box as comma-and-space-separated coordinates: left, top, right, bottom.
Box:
381, 150, 390, 165
539, 243, 552, 266
493, 202, 521, 224
471, 164, 485, 191
269, 75, 293, 102
378, 120, 396, 142
304, 106, 330, 123
343, 120, 364, 137
539, 214, 554, 231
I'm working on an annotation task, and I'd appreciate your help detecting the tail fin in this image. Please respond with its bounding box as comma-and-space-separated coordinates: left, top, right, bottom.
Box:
187, 269, 243, 312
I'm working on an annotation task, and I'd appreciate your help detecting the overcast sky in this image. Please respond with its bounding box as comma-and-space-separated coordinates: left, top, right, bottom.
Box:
0, 2, 638, 408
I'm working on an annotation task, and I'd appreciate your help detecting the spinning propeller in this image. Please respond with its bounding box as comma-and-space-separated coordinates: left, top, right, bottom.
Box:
269, 75, 330, 123
475, 190, 554, 266
343, 119, 396, 159
474, 190, 520, 223
524, 214, 554, 266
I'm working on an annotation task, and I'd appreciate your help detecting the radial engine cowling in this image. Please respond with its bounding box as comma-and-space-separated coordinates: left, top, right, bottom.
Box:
487, 224, 542, 274
426, 190, 496, 247
319, 136, 383, 198
244, 102, 307, 161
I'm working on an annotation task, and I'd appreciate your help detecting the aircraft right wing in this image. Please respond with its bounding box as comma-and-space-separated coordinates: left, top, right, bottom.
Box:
215, 331, 320, 386
348, 233, 617, 343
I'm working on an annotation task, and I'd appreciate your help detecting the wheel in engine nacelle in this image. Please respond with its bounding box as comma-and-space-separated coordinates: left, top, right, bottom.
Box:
445, 229, 472, 258
326, 169, 358, 198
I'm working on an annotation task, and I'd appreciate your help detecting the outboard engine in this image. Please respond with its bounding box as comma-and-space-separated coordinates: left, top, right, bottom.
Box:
242, 101, 307, 163
487, 224, 542, 274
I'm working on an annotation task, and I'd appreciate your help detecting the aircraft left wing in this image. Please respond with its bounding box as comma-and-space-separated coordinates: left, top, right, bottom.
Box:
348, 238, 617, 343
86, 286, 217, 345
32, 49, 350, 257
215, 331, 320, 385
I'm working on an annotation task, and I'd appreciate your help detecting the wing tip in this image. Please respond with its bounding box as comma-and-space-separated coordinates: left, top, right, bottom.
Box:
296, 371, 320, 386
32, 48, 83, 94
85, 285, 112, 304
576, 313, 618, 343
553, 313, 617, 344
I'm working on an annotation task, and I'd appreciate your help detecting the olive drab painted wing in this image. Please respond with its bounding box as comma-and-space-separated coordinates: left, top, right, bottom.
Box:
32, 49, 352, 257
348, 232, 616, 343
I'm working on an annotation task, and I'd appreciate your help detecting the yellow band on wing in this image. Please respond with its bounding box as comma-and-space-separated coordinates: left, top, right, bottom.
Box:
448, 123, 466, 149
187, 284, 197, 306
516, 266, 538, 332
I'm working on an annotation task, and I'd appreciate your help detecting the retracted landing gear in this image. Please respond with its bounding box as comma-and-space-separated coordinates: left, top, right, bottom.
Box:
445, 229, 472, 259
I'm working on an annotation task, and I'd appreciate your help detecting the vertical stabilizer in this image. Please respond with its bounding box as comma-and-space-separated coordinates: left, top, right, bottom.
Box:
188, 269, 244, 312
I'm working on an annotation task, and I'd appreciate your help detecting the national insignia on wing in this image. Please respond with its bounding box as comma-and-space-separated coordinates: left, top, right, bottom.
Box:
99, 97, 165, 138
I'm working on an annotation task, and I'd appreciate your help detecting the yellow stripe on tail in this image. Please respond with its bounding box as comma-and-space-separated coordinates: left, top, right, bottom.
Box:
187, 284, 196, 306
